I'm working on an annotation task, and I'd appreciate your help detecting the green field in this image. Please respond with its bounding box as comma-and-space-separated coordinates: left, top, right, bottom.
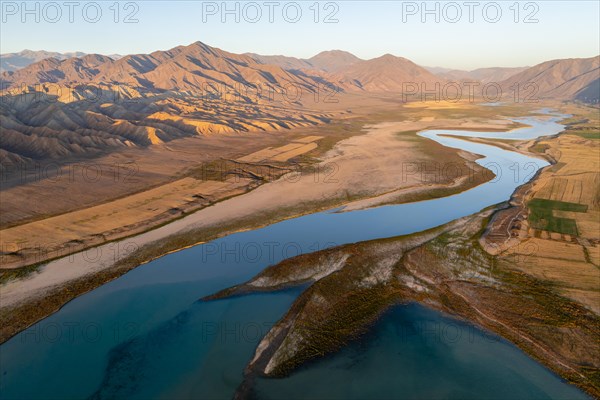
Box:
571, 131, 600, 140
528, 198, 588, 236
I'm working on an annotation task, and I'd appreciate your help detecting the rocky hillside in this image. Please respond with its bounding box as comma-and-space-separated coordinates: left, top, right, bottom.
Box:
331, 54, 442, 92
1, 42, 328, 96
2, 42, 598, 170
0, 42, 337, 169
499, 56, 599, 102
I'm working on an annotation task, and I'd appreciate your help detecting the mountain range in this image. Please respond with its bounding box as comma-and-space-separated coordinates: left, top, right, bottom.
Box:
2, 43, 598, 100
425, 66, 530, 84
0, 41, 598, 169
247, 50, 362, 72
0, 50, 123, 73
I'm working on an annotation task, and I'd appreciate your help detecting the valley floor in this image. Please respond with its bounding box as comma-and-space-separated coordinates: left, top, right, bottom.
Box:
2, 100, 597, 399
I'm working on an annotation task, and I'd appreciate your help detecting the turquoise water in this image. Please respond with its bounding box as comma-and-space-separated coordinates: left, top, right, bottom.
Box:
255, 304, 587, 400
0, 113, 588, 400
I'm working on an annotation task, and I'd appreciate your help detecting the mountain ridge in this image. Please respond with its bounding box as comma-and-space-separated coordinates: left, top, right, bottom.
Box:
0, 50, 124, 73
1, 42, 598, 170
498, 56, 599, 102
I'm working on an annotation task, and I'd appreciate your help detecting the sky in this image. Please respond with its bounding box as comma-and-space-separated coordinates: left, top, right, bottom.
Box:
1, 0, 599, 70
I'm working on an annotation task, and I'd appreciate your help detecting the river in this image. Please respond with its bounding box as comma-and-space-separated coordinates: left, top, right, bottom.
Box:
0, 111, 589, 399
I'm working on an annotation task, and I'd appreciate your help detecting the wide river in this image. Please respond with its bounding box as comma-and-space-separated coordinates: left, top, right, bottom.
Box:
0, 111, 590, 399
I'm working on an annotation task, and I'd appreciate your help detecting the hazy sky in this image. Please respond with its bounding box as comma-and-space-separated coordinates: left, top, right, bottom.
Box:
1, 1, 599, 70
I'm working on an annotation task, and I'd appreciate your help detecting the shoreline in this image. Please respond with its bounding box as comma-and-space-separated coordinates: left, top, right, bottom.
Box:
0, 117, 513, 343
3, 109, 596, 396
198, 113, 599, 397
207, 201, 599, 398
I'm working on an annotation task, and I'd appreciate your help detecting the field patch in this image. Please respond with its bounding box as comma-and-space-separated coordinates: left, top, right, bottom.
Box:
528, 198, 588, 235
236, 136, 323, 163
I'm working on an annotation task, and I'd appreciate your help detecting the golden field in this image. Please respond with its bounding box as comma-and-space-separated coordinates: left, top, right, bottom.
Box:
492, 104, 600, 314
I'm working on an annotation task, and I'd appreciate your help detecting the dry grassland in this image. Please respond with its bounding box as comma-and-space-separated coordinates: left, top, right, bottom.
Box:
0, 177, 251, 268
493, 105, 600, 314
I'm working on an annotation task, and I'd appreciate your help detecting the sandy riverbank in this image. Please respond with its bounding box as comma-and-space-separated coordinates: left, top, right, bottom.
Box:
0, 116, 513, 341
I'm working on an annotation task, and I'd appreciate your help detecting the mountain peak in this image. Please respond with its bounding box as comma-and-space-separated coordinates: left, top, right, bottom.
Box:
308, 50, 361, 72
312, 49, 356, 57
190, 40, 212, 49
331, 53, 440, 92
374, 53, 409, 63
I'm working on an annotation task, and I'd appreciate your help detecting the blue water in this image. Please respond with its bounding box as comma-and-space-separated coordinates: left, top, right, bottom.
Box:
0, 113, 588, 400
425, 114, 566, 141
254, 304, 587, 400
